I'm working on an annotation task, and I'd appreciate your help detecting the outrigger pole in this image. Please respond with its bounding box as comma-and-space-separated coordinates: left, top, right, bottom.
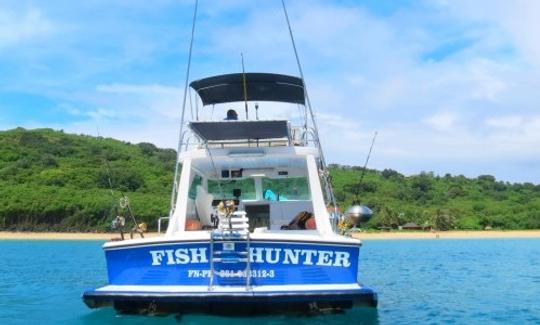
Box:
280, 0, 338, 211
170, 0, 198, 215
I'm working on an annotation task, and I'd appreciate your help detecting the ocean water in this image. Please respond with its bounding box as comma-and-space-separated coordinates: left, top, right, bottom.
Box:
1, 239, 539, 324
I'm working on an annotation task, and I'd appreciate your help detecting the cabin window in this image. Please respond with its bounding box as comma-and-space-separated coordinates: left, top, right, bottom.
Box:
262, 177, 310, 201
207, 178, 256, 200
188, 174, 203, 199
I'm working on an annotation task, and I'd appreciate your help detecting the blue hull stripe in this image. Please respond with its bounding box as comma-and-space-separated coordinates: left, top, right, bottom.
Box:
105, 241, 361, 286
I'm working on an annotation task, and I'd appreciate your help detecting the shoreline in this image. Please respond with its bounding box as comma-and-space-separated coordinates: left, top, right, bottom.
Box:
0, 231, 161, 241
0, 230, 539, 241
352, 230, 540, 240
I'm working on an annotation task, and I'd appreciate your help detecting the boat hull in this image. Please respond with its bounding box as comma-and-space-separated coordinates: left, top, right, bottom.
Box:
83, 237, 378, 313
83, 284, 377, 314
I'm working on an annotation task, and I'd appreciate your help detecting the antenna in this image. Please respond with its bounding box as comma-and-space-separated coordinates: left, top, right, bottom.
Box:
241, 52, 249, 120
353, 131, 378, 203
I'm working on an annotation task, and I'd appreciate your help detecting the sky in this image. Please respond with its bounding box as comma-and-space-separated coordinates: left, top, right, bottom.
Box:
1, 0, 539, 183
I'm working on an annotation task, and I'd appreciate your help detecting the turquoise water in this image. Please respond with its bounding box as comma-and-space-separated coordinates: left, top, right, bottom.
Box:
1, 239, 539, 324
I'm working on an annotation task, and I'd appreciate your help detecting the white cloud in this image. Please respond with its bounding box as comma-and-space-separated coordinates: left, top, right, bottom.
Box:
3, 0, 540, 183
85, 108, 118, 121
485, 116, 523, 129
95, 83, 183, 119
467, 59, 508, 102
32, 83, 185, 148
424, 112, 459, 131
88, 2, 540, 182
96, 83, 179, 96
442, 0, 540, 67
0, 7, 53, 48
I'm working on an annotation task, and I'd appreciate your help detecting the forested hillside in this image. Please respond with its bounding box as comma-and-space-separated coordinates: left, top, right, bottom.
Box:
0, 128, 175, 231
0, 128, 538, 231
331, 165, 540, 230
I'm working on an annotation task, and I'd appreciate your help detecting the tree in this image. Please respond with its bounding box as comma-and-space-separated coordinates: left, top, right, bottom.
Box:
432, 209, 456, 231
381, 169, 401, 179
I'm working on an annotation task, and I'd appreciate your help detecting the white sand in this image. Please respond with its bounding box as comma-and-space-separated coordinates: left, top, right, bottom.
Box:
1, 230, 539, 241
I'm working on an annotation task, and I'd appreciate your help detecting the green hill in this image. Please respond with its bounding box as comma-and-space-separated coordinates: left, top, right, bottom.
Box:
330, 165, 540, 230
0, 128, 538, 232
0, 128, 175, 231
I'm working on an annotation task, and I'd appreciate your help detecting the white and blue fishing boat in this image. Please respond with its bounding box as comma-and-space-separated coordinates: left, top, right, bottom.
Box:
83, 1, 377, 315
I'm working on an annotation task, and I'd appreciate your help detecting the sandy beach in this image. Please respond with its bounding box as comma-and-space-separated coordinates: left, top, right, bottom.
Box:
0, 231, 161, 241
351, 230, 540, 240
0, 230, 539, 241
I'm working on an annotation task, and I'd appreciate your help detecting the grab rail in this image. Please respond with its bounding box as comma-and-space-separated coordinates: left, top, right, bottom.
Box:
157, 217, 170, 234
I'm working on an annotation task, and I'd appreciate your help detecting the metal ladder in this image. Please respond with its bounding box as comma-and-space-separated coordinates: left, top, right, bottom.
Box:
208, 211, 252, 291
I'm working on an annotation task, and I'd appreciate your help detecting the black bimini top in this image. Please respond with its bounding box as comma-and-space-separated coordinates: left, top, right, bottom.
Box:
189, 120, 289, 141
190, 73, 305, 106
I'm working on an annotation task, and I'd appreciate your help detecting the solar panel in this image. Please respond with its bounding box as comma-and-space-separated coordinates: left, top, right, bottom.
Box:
189, 120, 289, 141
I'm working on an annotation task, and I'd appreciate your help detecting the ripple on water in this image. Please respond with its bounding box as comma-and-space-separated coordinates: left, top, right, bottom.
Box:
1, 239, 540, 324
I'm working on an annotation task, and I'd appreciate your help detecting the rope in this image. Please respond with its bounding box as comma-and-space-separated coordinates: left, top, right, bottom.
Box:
170, 0, 199, 215
280, 0, 338, 211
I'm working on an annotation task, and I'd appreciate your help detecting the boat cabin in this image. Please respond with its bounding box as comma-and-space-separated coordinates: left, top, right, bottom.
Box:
166, 73, 334, 236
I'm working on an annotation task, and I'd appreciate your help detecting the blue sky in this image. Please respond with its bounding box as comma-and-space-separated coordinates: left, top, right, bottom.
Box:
1, 0, 540, 183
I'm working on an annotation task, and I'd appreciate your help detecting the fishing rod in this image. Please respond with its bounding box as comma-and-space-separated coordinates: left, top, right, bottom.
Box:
96, 127, 144, 238
353, 131, 378, 204
241, 52, 249, 120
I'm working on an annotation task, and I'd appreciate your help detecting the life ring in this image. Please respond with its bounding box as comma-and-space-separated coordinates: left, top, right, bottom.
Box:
119, 197, 130, 209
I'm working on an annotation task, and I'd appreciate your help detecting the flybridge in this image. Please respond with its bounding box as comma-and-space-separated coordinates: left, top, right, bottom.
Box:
149, 247, 352, 268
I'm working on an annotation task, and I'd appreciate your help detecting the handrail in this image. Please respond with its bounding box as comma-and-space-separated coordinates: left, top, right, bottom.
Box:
245, 233, 252, 290
157, 217, 170, 234
209, 232, 215, 291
